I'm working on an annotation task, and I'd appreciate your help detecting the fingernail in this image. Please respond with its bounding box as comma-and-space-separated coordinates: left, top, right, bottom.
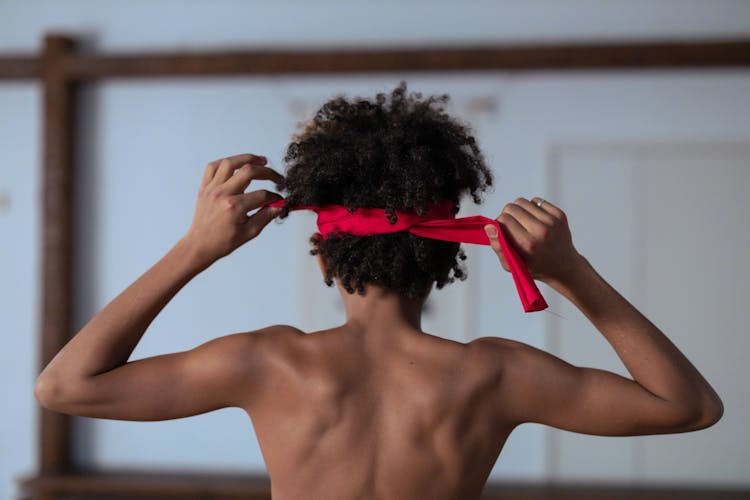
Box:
485, 225, 497, 237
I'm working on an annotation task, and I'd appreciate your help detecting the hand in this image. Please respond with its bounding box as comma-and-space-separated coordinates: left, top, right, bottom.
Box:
182, 153, 284, 265
483, 197, 583, 284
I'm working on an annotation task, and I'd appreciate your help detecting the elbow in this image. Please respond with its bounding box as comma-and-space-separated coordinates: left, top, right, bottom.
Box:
698, 397, 724, 429
34, 376, 56, 409
679, 397, 724, 432
34, 375, 70, 411
35, 372, 95, 414
696, 386, 725, 429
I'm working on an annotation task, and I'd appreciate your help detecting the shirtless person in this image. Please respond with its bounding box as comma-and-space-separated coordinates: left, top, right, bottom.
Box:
34, 82, 723, 500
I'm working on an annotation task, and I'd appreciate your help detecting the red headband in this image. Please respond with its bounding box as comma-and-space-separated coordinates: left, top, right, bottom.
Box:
264, 198, 548, 313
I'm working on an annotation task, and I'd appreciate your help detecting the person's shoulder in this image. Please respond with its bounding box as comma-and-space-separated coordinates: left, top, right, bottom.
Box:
254, 324, 306, 337
240, 324, 306, 349
467, 335, 519, 356
472, 333, 550, 351
466, 336, 536, 374
226, 325, 308, 373
467, 336, 574, 391
214, 324, 305, 358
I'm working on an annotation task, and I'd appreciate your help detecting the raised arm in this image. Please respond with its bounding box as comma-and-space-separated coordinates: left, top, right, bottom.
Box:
34, 153, 285, 420
478, 197, 723, 436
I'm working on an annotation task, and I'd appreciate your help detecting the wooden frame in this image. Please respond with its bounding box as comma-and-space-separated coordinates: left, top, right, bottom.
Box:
3, 33, 749, 499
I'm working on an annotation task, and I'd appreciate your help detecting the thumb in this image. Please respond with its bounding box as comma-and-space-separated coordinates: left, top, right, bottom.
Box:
245, 206, 281, 241
484, 224, 501, 253
485, 223, 510, 273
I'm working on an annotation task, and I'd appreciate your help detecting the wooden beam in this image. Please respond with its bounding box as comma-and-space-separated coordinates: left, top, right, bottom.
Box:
0, 55, 38, 79
16, 469, 750, 500
19, 469, 272, 499
59, 39, 750, 78
2, 39, 749, 81
38, 34, 77, 475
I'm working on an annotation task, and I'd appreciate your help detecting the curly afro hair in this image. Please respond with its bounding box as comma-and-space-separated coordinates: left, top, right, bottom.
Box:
275, 81, 494, 301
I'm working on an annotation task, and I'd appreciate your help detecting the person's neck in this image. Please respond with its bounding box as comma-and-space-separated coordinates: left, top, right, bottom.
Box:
338, 282, 425, 338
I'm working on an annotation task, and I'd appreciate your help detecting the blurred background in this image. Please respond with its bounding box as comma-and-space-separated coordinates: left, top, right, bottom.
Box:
1, 1, 749, 499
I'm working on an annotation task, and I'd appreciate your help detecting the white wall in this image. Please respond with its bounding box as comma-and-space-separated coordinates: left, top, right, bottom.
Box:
2, 1, 750, 499
0, 83, 40, 500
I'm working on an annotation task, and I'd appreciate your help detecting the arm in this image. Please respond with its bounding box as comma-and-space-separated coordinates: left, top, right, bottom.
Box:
34, 327, 287, 421
34, 153, 286, 420
479, 197, 723, 436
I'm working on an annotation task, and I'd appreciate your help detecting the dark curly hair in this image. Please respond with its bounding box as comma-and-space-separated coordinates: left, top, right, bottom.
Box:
275, 81, 494, 301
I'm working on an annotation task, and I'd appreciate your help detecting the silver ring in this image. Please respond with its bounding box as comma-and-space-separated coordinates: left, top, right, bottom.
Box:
535, 198, 545, 208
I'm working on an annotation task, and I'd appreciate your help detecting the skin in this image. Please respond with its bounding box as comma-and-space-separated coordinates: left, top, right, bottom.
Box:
34, 153, 724, 500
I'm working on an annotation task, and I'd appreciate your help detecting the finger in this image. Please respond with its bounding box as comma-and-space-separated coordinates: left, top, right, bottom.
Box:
210, 154, 268, 186
235, 189, 283, 214
483, 223, 510, 272
496, 212, 534, 254
200, 160, 221, 189
503, 199, 549, 238
515, 197, 555, 225
530, 197, 566, 221
223, 163, 254, 194
484, 223, 502, 253
243, 206, 281, 242
225, 163, 285, 194
247, 164, 285, 186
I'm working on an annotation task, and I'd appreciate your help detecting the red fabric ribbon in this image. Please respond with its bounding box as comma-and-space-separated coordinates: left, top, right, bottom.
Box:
264, 198, 548, 313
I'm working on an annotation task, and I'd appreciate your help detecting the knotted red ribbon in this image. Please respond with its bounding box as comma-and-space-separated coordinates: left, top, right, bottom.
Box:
264, 198, 548, 313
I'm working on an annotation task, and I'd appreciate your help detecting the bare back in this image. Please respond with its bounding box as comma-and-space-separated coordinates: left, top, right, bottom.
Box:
245, 328, 512, 500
